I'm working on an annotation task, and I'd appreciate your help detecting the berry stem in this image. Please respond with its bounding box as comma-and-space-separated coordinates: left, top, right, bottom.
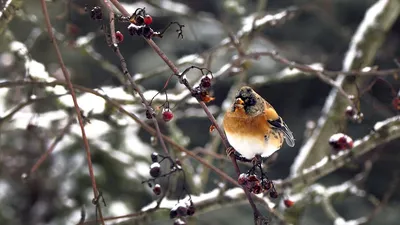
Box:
102, 0, 171, 156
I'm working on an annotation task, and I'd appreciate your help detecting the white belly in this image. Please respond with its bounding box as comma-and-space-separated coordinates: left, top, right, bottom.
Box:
225, 132, 280, 159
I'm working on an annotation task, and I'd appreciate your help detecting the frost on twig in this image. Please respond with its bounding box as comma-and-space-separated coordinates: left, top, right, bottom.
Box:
290, 0, 400, 177
277, 115, 400, 191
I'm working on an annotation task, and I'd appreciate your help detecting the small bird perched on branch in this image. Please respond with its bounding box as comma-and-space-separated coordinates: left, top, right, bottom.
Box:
223, 86, 295, 162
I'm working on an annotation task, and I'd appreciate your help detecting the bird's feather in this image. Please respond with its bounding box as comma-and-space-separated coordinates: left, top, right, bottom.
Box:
268, 117, 295, 147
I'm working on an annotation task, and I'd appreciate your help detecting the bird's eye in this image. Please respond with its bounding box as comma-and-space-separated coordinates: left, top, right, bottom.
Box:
246, 97, 256, 106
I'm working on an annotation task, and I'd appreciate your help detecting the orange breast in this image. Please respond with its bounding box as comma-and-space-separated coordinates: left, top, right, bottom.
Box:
223, 110, 269, 138
223, 108, 284, 152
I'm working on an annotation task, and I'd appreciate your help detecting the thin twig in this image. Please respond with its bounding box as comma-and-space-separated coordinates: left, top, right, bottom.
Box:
0, 80, 238, 186
38, 0, 105, 223
30, 116, 75, 174
102, 0, 171, 157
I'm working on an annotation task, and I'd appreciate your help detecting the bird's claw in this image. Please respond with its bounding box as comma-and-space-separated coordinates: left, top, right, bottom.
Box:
226, 147, 235, 157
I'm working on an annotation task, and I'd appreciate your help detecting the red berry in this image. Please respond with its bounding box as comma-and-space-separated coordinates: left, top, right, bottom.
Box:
153, 184, 161, 195
162, 110, 174, 122
144, 15, 153, 25
248, 174, 259, 182
115, 31, 124, 43
252, 183, 262, 194
284, 199, 294, 208
238, 173, 248, 185
329, 133, 353, 151
150, 163, 161, 177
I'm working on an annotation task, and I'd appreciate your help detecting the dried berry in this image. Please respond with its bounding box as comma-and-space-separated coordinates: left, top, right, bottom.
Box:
151, 152, 158, 163
150, 163, 161, 178
153, 184, 161, 195
199, 91, 215, 103
90, 6, 102, 20
186, 205, 195, 216
128, 24, 138, 36
176, 206, 187, 217
269, 191, 278, 199
142, 26, 154, 39
146, 109, 153, 119
115, 31, 124, 43
162, 110, 174, 122
144, 15, 153, 25
209, 124, 215, 133
200, 76, 211, 89
134, 15, 144, 25
170, 208, 178, 219
284, 199, 294, 208
261, 179, 271, 191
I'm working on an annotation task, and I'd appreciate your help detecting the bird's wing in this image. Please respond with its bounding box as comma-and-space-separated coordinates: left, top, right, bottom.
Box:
263, 101, 295, 147
267, 115, 295, 147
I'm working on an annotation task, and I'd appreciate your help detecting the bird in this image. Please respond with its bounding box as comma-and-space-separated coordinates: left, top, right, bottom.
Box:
223, 86, 295, 161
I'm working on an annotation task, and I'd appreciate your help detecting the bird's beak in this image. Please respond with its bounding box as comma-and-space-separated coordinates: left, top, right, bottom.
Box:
234, 98, 245, 109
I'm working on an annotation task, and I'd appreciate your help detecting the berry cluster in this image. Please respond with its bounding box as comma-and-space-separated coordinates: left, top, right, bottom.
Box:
87, 6, 184, 41
328, 133, 354, 152
237, 168, 296, 208
183, 66, 215, 103
121, 7, 184, 39
238, 173, 278, 198
146, 92, 175, 122
145, 152, 194, 225
145, 152, 183, 196
170, 201, 196, 225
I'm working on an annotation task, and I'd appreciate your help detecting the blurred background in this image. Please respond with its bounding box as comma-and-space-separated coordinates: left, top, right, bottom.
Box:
0, 0, 400, 224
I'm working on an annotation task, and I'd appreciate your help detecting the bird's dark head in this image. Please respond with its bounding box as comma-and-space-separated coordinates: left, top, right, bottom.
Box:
233, 86, 264, 116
